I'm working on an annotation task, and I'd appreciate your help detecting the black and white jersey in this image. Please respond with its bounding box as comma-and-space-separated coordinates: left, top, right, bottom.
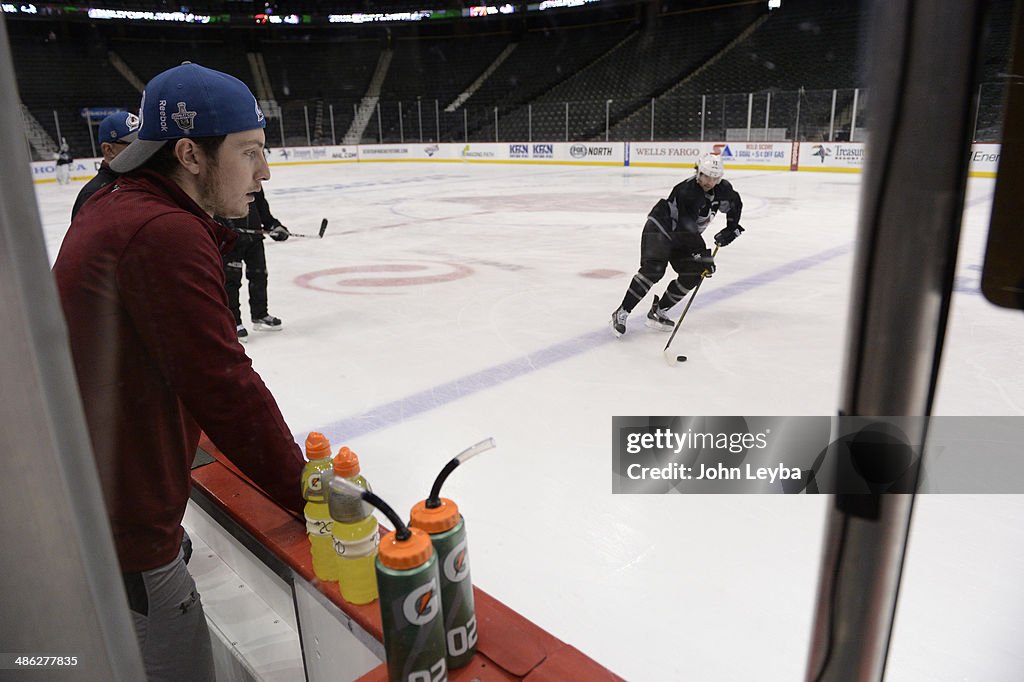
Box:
647, 176, 743, 238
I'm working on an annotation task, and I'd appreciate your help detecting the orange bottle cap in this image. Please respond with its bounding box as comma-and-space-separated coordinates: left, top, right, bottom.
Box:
378, 528, 434, 570
333, 446, 361, 477
409, 498, 460, 534
305, 432, 331, 460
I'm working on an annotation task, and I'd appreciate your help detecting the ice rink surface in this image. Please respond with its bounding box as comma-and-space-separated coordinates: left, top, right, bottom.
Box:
35, 162, 1024, 680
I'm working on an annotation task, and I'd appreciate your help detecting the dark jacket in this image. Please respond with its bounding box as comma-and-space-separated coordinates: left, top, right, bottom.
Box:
71, 161, 120, 219
52, 170, 306, 572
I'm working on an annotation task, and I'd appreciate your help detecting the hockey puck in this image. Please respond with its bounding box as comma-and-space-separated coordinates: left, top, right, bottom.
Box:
676, 355, 687, 362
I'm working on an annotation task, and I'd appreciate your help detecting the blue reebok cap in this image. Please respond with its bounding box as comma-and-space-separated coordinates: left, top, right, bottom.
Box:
97, 111, 140, 146
111, 62, 266, 173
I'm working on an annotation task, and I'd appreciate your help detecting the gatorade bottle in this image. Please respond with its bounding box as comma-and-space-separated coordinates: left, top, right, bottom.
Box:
408, 437, 494, 669
327, 447, 379, 604
410, 498, 476, 669
377, 528, 448, 682
302, 432, 337, 581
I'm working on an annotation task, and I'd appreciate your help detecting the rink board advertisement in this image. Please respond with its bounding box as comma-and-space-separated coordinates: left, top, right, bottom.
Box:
628, 142, 706, 168
27, 141, 1002, 181
628, 141, 792, 170
358, 142, 625, 165
265, 145, 358, 164
967, 143, 1000, 177
31, 158, 102, 183
612, 416, 1024, 494
358, 143, 461, 161
712, 142, 792, 170
797, 142, 866, 172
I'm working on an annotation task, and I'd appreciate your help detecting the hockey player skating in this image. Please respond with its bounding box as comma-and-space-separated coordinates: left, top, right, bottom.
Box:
54, 138, 73, 185
218, 187, 290, 341
610, 153, 745, 336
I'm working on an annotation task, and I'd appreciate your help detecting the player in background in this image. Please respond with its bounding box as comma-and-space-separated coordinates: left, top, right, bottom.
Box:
218, 187, 290, 341
610, 153, 745, 336
54, 138, 73, 185
71, 111, 140, 218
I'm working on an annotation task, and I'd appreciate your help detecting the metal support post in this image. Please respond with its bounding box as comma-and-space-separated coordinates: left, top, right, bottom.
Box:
746, 92, 753, 141
650, 98, 655, 141
805, 3, 988, 680
850, 88, 860, 141
829, 89, 838, 141
700, 95, 706, 141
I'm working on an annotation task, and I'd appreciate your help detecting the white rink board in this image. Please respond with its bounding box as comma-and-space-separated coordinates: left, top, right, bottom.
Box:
967, 143, 1001, 176
798, 142, 866, 172
266, 145, 358, 164
28, 141, 1001, 182
628, 140, 793, 170
628, 141, 711, 167
357, 141, 625, 165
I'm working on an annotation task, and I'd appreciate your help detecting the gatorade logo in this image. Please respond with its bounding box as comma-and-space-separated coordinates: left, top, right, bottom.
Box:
443, 539, 470, 583
403, 578, 440, 626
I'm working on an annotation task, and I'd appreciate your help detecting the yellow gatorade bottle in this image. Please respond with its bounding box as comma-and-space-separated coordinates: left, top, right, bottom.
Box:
328, 447, 379, 604
302, 432, 338, 581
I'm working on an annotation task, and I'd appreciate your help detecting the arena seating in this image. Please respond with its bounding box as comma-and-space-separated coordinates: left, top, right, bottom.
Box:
6, 0, 1013, 157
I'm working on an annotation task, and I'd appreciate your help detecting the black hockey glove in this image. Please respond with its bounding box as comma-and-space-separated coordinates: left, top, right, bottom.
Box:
693, 248, 716, 276
268, 225, 290, 242
714, 224, 744, 247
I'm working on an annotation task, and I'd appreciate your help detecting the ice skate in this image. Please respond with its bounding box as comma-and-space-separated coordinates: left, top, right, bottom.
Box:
610, 307, 628, 337
645, 297, 674, 331
252, 314, 283, 331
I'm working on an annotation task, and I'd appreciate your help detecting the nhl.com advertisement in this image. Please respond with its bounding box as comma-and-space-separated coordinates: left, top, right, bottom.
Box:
612, 416, 1024, 494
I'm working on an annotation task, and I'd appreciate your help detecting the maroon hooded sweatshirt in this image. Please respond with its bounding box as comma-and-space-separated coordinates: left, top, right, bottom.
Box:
53, 169, 305, 572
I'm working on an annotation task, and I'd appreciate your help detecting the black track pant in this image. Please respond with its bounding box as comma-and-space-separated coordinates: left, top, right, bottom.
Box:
620, 217, 707, 313
223, 234, 269, 324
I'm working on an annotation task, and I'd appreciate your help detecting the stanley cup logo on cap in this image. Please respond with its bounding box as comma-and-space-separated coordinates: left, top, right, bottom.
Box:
172, 102, 197, 132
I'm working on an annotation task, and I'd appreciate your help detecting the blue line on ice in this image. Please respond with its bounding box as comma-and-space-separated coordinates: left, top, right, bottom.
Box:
314, 243, 852, 443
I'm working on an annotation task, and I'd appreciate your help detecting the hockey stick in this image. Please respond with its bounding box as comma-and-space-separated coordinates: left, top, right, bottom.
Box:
663, 244, 719, 365
235, 218, 328, 239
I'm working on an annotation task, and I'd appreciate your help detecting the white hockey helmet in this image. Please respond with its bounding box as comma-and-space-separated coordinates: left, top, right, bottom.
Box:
696, 153, 724, 180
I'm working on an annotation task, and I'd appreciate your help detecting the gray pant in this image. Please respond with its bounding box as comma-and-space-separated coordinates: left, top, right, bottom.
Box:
124, 532, 216, 682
